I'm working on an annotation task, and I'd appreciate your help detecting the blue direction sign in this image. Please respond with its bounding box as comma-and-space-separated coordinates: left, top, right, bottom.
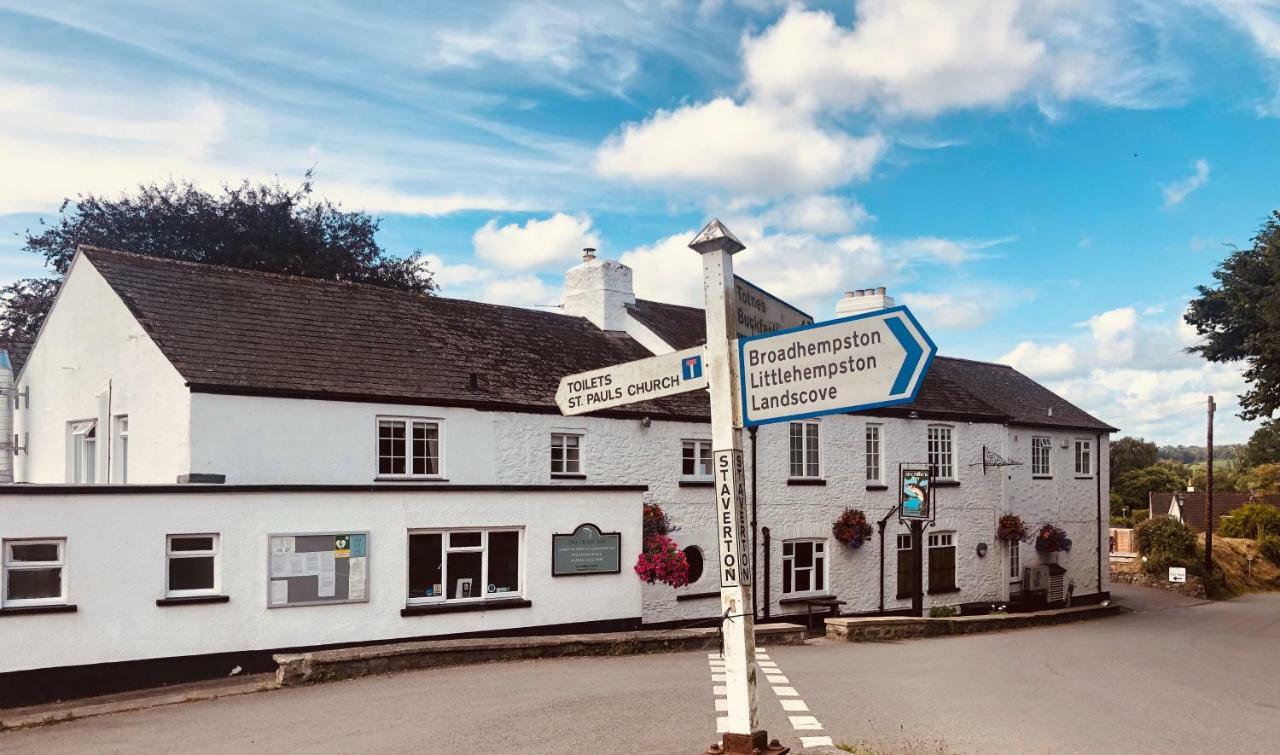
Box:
737, 305, 936, 427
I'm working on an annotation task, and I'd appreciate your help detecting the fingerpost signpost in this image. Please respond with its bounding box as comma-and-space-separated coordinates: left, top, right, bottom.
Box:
554, 218, 935, 753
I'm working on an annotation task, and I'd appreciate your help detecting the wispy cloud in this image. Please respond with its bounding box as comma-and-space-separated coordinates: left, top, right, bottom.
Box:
1162, 158, 1211, 208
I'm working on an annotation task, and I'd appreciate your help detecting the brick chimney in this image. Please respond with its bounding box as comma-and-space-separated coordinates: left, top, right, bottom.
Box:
836, 287, 894, 317
562, 248, 636, 332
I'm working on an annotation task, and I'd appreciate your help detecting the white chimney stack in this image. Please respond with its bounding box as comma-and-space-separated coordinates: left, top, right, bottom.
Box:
562, 249, 635, 331
836, 286, 894, 317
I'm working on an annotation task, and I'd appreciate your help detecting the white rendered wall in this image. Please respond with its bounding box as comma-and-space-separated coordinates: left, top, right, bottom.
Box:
14, 257, 191, 484
0, 487, 641, 673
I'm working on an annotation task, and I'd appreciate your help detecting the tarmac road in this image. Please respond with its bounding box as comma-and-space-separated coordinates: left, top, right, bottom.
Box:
2, 585, 1277, 754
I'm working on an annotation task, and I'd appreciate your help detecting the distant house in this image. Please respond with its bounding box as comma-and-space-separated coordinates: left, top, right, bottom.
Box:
1, 244, 1115, 690
1154, 491, 1280, 532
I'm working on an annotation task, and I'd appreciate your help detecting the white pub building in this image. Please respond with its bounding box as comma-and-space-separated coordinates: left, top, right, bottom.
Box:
0, 242, 1113, 704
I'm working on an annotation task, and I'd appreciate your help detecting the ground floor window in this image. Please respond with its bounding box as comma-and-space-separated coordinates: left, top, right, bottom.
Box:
896, 533, 914, 599
407, 529, 521, 603
928, 532, 957, 593
166, 534, 219, 597
682, 546, 705, 584
782, 539, 825, 596
1009, 538, 1021, 582
2, 539, 66, 607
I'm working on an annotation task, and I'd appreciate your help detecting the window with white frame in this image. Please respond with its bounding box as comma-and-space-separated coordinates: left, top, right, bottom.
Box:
551, 433, 583, 476
865, 424, 883, 483
1009, 538, 1021, 581
69, 420, 97, 484
682, 440, 712, 480
896, 533, 914, 599
2, 539, 66, 607
928, 532, 957, 593
166, 534, 220, 597
789, 421, 820, 479
114, 415, 130, 484
927, 425, 954, 480
782, 539, 825, 596
407, 529, 521, 603
1074, 439, 1093, 476
1031, 436, 1052, 477
377, 418, 441, 478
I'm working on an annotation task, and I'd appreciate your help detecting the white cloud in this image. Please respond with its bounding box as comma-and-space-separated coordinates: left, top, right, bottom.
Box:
422, 254, 560, 309
1087, 307, 1140, 363
1161, 158, 1211, 208
1206, 0, 1280, 58
472, 213, 600, 271
595, 98, 886, 195
762, 195, 871, 235
999, 341, 1081, 378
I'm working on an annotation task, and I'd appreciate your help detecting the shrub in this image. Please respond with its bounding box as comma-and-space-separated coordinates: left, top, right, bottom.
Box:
1218, 503, 1280, 540
1134, 516, 1198, 574
1259, 534, 1280, 566
929, 605, 958, 618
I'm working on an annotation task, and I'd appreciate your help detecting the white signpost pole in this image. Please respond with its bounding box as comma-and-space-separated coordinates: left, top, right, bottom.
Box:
690, 220, 784, 755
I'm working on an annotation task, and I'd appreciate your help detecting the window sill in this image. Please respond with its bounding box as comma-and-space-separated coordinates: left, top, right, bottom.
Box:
778, 594, 836, 605
676, 590, 721, 602
1074, 475, 1095, 480
401, 598, 531, 617
1032, 476, 1053, 480
787, 478, 826, 486
374, 477, 449, 483
679, 480, 713, 488
927, 586, 961, 595
932, 480, 960, 488
865, 484, 889, 491
156, 595, 229, 607
551, 473, 587, 480
0, 603, 77, 616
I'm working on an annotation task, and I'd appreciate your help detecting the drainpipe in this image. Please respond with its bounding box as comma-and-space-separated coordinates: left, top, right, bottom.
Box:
1096, 432, 1103, 594
750, 426, 758, 619
761, 526, 771, 620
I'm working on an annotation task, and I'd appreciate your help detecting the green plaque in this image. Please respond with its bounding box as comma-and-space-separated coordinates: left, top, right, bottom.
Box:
552, 523, 621, 576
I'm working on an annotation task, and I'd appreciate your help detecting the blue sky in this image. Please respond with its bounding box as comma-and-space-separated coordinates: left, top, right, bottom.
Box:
2, 0, 1278, 445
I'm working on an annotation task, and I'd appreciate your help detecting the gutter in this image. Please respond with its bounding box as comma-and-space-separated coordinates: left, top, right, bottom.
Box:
1096, 432, 1104, 593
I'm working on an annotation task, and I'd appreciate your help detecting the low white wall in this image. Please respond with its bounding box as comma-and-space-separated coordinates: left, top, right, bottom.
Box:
0, 487, 642, 674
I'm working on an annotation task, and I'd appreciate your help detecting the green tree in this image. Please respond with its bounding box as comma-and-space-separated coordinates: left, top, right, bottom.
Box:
1111, 437, 1159, 477
1113, 465, 1186, 511
1188, 460, 1245, 493
0, 174, 435, 341
1184, 211, 1280, 420
1243, 420, 1280, 468
1244, 462, 1280, 495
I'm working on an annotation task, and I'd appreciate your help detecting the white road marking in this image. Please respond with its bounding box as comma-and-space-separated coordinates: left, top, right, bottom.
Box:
716, 716, 730, 733
771, 686, 798, 696
712, 685, 726, 696
800, 736, 834, 748
789, 715, 823, 730
715, 698, 729, 712
780, 699, 809, 712
711, 674, 726, 682
766, 675, 789, 684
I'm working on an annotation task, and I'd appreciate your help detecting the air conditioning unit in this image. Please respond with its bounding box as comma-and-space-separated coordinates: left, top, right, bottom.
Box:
1046, 564, 1067, 603
1022, 565, 1050, 593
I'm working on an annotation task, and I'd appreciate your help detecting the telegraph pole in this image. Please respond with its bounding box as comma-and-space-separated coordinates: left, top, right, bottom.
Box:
690, 220, 785, 755
1204, 395, 1215, 577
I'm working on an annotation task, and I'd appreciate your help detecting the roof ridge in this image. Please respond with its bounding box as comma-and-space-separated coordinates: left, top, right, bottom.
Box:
933, 354, 1015, 369
631, 297, 704, 313
80, 245, 579, 323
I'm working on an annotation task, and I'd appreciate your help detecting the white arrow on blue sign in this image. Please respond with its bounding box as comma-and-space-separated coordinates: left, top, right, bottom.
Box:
736, 305, 936, 427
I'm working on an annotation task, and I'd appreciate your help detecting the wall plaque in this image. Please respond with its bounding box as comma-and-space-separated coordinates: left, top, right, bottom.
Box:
552, 523, 621, 576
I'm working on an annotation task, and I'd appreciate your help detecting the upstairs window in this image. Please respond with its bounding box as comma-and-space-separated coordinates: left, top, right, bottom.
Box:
70, 420, 96, 484
865, 424, 883, 483
789, 421, 820, 479
927, 426, 954, 480
377, 418, 441, 478
2, 539, 66, 607
114, 415, 130, 484
1031, 436, 1052, 477
682, 440, 712, 480
551, 433, 583, 476
1074, 439, 1093, 477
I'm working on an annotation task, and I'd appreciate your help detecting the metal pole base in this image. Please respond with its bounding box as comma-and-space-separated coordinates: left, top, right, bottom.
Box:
705, 731, 790, 754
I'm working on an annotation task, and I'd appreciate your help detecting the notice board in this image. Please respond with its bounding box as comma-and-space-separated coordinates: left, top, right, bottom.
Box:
268, 532, 369, 608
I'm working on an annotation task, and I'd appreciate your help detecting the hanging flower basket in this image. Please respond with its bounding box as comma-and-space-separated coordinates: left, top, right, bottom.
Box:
634, 504, 689, 587
832, 508, 873, 549
643, 502, 678, 539
996, 514, 1028, 543
1035, 524, 1072, 553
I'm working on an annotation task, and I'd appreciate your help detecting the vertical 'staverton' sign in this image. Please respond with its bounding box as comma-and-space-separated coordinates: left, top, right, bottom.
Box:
738, 305, 936, 427
714, 448, 751, 587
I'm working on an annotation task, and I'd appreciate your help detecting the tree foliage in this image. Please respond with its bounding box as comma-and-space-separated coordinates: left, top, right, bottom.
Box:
1188, 460, 1245, 493
1184, 211, 1280, 421
1219, 502, 1280, 540
1, 174, 435, 341
1244, 462, 1280, 496
1113, 464, 1186, 511
1243, 420, 1280, 468
1111, 436, 1158, 478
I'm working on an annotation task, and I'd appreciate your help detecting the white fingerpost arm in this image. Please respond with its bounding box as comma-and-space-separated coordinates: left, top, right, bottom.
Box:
689, 219, 759, 739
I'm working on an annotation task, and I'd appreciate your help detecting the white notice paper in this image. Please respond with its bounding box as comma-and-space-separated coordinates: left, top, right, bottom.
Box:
271, 536, 296, 554
270, 552, 289, 578
348, 557, 367, 600
317, 552, 336, 598
270, 579, 288, 606
304, 551, 322, 576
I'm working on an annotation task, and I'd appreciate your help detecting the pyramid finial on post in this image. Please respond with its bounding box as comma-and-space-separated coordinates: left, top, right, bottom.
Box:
689, 218, 745, 255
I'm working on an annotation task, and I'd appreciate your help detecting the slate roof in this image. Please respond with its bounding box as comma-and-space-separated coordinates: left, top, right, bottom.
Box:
1149, 492, 1280, 533
80, 247, 708, 420
78, 246, 1115, 432
0, 340, 31, 374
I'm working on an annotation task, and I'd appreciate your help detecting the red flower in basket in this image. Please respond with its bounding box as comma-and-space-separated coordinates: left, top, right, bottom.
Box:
832, 508, 873, 549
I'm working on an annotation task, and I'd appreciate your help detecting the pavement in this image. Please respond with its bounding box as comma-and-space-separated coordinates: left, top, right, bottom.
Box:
1, 585, 1277, 754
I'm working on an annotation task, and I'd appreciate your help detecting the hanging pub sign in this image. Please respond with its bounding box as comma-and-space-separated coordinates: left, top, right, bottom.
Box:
552, 523, 622, 576
899, 467, 932, 519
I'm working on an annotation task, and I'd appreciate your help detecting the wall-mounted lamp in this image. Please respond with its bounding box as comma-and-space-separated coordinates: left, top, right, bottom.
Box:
640, 416, 652, 428
976, 542, 988, 558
